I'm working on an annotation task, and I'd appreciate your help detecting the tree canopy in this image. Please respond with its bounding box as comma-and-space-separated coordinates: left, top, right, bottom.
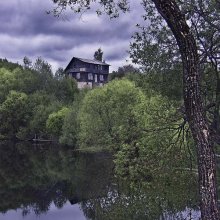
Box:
0, 58, 78, 140
94, 48, 104, 62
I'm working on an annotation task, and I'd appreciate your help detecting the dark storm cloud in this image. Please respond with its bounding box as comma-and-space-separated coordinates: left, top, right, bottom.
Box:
0, 0, 144, 71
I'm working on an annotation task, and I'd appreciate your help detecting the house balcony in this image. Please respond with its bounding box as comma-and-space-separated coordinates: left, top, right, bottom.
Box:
67, 67, 109, 74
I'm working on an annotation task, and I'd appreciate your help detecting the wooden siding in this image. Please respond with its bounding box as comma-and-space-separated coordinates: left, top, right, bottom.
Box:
65, 57, 110, 88
67, 58, 109, 74
71, 72, 108, 83
68, 67, 109, 74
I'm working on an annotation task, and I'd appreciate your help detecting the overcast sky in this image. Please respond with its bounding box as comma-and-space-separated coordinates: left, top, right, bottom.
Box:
0, 0, 144, 72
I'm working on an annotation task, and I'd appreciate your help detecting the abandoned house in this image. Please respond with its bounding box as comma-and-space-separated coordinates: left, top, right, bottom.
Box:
65, 57, 110, 89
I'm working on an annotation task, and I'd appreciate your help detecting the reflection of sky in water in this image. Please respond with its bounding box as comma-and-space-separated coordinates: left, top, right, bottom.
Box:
182, 208, 200, 219
0, 203, 86, 220
162, 208, 200, 220
0, 204, 201, 220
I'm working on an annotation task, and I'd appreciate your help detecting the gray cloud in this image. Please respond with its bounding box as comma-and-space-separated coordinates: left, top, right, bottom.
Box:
0, 0, 144, 71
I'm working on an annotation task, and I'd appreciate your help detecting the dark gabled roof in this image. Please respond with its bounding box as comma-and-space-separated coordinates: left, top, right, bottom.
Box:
77, 57, 110, 66
65, 56, 110, 71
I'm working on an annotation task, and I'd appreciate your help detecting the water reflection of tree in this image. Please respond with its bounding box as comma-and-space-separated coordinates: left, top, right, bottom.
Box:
0, 141, 200, 219
0, 142, 114, 215
81, 171, 199, 220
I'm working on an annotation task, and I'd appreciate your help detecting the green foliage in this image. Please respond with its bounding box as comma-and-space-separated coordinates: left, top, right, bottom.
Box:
94, 48, 103, 61
0, 91, 30, 139
32, 57, 55, 94
28, 102, 61, 139
59, 87, 90, 146
130, 22, 178, 72
0, 68, 16, 103
0, 67, 40, 103
109, 64, 140, 81
125, 66, 183, 101
78, 79, 147, 150
59, 106, 79, 146
46, 107, 70, 137
54, 77, 78, 103
114, 94, 191, 180
129, 0, 220, 139
0, 58, 22, 71
23, 56, 32, 69
54, 67, 64, 80
50, 0, 129, 18
0, 58, 79, 140
76, 77, 193, 179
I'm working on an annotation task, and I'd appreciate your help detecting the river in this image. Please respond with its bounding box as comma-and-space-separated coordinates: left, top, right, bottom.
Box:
0, 141, 201, 219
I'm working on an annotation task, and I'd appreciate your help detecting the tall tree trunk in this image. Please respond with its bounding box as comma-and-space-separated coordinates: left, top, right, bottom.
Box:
213, 74, 220, 137
152, 0, 219, 219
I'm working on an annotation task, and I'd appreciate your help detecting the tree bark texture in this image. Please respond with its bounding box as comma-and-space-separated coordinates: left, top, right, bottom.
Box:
213, 75, 220, 138
152, 0, 219, 219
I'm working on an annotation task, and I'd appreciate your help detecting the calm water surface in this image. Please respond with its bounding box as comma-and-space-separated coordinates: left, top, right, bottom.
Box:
0, 142, 201, 220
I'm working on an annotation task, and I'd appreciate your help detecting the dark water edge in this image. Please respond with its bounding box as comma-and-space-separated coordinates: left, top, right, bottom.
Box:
0, 141, 201, 220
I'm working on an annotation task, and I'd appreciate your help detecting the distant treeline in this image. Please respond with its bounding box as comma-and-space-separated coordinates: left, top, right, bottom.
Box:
0, 58, 78, 141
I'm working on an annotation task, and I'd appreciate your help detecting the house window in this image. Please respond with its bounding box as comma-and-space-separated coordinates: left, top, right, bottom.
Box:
100, 74, 104, 81
88, 73, 93, 80
76, 72, 80, 79
97, 65, 103, 70
95, 74, 98, 82
80, 68, 86, 71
